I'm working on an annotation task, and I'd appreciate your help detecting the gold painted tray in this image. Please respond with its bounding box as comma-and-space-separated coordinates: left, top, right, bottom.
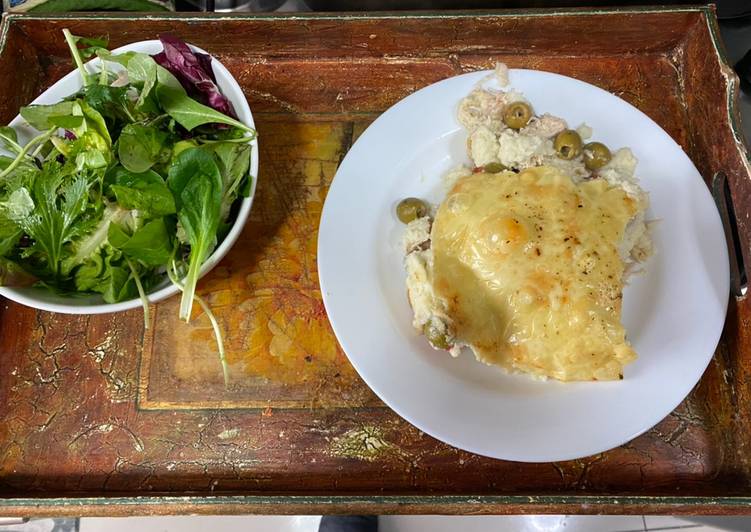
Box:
1, 5, 751, 516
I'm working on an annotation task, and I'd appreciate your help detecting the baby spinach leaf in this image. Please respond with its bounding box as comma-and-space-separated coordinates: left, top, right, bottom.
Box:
48, 115, 84, 129
107, 222, 130, 249
20, 101, 76, 131
109, 167, 176, 217
109, 217, 172, 267
167, 148, 222, 320
118, 123, 172, 174
102, 264, 134, 303
77, 100, 112, 146
166, 146, 217, 210
155, 65, 253, 133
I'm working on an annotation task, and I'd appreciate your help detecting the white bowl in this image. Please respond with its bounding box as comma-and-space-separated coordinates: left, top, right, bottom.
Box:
0, 40, 259, 314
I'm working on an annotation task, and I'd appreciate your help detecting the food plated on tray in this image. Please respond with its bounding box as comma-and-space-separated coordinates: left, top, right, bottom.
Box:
396, 65, 653, 382
318, 62, 729, 461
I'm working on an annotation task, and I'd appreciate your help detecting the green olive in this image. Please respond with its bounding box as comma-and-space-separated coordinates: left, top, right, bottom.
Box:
483, 161, 506, 173
503, 101, 532, 130
424, 322, 451, 350
583, 141, 612, 170
554, 129, 583, 160
396, 197, 429, 224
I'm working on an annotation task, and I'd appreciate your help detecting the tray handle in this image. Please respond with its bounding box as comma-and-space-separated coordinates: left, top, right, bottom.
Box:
712, 170, 748, 298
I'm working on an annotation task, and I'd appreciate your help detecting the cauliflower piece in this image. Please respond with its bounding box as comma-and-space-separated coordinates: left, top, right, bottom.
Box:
404, 249, 437, 330
496, 129, 552, 169
468, 126, 501, 167
599, 148, 639, 195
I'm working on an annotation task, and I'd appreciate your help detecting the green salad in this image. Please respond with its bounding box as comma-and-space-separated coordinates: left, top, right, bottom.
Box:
0, 30, 256, 384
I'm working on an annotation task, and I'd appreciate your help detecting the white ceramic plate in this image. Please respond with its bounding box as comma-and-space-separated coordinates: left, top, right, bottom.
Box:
0, 40, 258, 314
318, 69, 730, 462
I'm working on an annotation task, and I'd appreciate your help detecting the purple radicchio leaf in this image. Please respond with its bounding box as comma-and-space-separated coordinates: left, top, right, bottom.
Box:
196, 52, 217, 84
153, 33, 237, 120
64, 130, 77, 140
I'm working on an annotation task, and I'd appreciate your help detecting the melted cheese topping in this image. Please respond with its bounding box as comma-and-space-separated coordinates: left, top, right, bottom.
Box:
431, 166, 642, 381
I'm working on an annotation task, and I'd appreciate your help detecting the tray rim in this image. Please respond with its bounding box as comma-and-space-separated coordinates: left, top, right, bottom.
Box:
2, 3, 750, 516
2, 494, 751, 516
0, 2, 731, 54
0, 3, 723, 22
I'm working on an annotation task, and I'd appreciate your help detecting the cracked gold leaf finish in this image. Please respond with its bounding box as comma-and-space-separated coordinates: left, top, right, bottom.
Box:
0, 7, 750, 516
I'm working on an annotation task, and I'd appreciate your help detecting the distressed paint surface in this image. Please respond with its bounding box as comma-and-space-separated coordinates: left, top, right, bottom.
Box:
0, 6, 750, 516
140, 121, 379, 409
329, 426, 406, 462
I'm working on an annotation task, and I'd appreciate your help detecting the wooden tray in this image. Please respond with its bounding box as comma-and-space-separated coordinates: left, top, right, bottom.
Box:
1, 5, 750, 517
